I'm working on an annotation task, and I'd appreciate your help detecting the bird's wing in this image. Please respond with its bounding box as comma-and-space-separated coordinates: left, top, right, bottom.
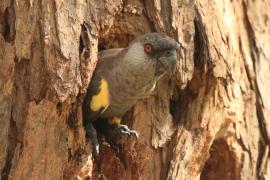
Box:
98, 48, 124, 60
83, 48, 124, 122
83, 76, 103, 122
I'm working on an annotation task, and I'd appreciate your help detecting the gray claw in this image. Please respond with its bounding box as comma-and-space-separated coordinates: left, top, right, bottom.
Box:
92, 144, 99, 156
130, 130, 139, 138
119, 129, 131, 136
116, 125, 139, 138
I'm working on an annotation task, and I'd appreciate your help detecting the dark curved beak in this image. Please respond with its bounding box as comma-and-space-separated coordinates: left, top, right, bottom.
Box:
157, 49, 177, 76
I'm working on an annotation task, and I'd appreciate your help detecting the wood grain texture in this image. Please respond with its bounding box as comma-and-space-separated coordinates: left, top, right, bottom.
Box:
0, 0, 269, 179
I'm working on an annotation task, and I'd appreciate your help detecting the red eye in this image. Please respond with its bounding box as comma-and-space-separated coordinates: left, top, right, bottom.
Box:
144, 44, 153, 54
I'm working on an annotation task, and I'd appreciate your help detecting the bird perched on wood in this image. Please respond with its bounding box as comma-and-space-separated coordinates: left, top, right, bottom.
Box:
83, 32, 180, 155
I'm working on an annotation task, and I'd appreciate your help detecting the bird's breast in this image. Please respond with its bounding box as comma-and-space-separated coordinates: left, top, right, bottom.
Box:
100, 64, 157, 118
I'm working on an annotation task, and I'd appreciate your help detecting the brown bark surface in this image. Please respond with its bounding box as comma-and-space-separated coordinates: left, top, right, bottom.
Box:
0, 0, 269, 180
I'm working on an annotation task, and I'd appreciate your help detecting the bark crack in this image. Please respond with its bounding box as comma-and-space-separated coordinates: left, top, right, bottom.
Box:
241, 2, 270, 179
1, 2, 15, 43
1, 109, 19, 180
193, 8, 212, 73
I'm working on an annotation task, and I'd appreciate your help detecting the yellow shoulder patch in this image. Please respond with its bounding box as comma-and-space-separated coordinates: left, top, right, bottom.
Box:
90, 78, 110, 112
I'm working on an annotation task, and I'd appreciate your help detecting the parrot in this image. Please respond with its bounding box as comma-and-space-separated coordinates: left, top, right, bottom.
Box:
82, 32, 180, 155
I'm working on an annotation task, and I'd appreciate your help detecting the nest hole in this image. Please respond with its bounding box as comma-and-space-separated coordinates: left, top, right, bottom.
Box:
200, 139, 239, 180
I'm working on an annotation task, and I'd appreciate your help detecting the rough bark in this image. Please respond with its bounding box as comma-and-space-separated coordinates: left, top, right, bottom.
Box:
0, 0, 269, 180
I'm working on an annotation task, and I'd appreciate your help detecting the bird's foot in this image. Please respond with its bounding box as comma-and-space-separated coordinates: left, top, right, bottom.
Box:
109, 124, 139, 145
116, 124, 139, 137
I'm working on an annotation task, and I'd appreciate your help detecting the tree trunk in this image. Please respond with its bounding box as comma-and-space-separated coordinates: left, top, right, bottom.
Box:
0, 0, 269, 180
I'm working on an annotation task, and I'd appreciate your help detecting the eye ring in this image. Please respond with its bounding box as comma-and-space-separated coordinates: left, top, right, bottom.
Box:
144, 43, 153, 54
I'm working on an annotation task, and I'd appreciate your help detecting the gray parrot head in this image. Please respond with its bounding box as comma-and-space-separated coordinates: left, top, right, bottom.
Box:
126, 32, 180, 77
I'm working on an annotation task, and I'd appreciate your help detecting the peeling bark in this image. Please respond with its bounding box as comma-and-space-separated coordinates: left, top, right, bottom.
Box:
0, 0, 269, 180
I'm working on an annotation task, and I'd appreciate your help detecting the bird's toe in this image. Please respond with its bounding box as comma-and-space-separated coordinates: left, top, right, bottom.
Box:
130, 130, 139, 138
